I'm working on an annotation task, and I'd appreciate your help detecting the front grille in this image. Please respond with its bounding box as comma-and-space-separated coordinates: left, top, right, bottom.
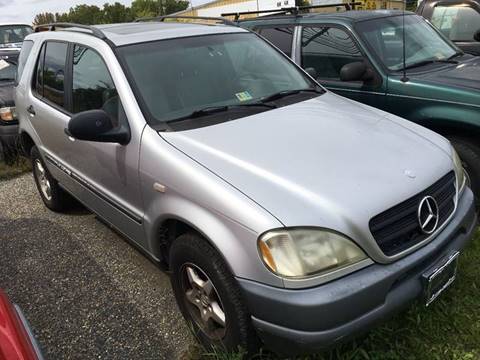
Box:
369, 171, 456, 256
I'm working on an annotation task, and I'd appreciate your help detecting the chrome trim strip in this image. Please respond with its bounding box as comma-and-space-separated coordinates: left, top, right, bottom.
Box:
388, 93, 480, 109
44, 153, 143, 224
326, 86, 386, 96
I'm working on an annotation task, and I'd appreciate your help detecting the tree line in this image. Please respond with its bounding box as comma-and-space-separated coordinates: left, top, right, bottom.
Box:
33, 0, 190, 25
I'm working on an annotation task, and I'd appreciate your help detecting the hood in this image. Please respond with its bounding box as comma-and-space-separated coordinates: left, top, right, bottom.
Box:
161, 93, 453, 259
410, 56, 480, 92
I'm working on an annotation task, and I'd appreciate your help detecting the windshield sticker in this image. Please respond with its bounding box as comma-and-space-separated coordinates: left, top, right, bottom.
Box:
0, 60, 10, 71
235, 91, 253, 102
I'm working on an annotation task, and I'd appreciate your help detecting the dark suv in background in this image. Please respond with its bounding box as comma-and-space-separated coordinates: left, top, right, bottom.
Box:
0, 24, 32, 163
239, 10, 480, 208
417, 0, 480, 55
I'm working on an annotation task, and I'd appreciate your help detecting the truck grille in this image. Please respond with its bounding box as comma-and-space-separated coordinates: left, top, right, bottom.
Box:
369, 171, 456, 256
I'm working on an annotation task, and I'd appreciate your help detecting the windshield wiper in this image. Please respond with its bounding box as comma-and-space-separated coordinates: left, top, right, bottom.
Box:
259, 88, 323, 103
402, 58, 458, 70
167, 102, 277, 124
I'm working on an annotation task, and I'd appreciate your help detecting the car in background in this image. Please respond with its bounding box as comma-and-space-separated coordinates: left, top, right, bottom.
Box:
16, 20, 476, 355
417, 0, 480, 55
0, 24, 32, 163
239, 11, 480, 208
0, 289, 44, 360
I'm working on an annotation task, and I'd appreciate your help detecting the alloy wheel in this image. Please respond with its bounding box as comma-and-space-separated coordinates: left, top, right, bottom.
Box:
35, 159, 52, 201
181, 263, 227, 340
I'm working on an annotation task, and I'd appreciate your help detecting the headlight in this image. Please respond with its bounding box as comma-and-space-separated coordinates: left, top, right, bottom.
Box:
258, 228, 368, 278
0, 107, 16, 121
452, 148, 466, 192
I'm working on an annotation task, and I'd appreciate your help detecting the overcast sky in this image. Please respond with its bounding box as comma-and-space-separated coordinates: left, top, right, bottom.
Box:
0, 0, 210, 24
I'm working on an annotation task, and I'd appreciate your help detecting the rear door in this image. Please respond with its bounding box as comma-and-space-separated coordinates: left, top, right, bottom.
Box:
254, 25, 297, 59
28, 39, 145, 245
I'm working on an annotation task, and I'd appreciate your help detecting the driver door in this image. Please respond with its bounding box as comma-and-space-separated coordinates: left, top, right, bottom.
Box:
298, 25, 388, 110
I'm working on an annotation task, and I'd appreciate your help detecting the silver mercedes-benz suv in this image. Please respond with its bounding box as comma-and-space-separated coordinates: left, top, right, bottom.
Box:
16, 19, 476, 356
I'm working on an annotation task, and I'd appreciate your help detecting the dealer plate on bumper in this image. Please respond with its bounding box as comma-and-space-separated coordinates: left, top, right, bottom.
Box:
423, 252, 459, 306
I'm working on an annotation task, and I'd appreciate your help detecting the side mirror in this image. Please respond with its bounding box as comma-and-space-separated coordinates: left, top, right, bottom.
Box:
340, 62, 374, 82
66, 110, 130, 145
304, 67, 318, 79
474, 29, 480, 42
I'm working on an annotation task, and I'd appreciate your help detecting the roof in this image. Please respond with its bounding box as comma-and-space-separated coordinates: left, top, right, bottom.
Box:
240, 10, 415, 24
95, 22, 246, 46
0, 23, 32, 27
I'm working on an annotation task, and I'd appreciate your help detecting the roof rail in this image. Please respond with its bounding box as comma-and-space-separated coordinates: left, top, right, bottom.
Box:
135, 15, 236, 26
34, 22, 108, 40
222, 2, 362, 21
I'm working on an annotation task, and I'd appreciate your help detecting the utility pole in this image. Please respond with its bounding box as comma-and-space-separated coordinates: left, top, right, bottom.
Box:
159, 0, 164, 16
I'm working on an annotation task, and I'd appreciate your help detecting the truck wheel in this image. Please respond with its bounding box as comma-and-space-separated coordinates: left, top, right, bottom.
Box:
448, 137, 480, 209
170, 233, 260, 356
31, 146, 73, 212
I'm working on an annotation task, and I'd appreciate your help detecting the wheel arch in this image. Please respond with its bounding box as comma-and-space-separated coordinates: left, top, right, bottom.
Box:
19, 131, 36, 157
144, 197, 283, 287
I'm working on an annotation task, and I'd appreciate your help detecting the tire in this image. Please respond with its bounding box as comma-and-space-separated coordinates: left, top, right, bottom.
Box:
31, 146, 73, 212
448, 137, 480, 209
170, 233, 260, 356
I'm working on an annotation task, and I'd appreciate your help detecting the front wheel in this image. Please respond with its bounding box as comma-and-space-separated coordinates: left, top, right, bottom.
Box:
170, 233, 260, 356
448, 137, 480, 209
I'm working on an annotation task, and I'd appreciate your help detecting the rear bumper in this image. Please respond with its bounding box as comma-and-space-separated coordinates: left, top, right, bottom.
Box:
238, 188, 477, 356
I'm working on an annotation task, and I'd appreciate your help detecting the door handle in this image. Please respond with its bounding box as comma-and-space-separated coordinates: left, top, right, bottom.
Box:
27, 105, 36, 117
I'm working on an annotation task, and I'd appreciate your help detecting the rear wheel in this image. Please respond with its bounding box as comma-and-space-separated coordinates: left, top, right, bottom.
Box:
31, 146, 73, 212
448, 137, 480, 209
170, 233, 260, 356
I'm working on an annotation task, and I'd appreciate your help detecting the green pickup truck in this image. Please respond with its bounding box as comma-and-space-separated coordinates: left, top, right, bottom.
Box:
239, 10, 480, 206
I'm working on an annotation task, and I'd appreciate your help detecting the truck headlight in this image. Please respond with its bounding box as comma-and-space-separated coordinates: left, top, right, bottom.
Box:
0, 107, 16, 121
452, 148, 466, 192
258, 228, 368, 278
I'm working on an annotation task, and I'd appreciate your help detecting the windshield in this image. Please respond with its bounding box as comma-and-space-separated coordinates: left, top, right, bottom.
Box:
0, 25, 33, 47
356, 15, 457, 71
118, 32, 318, 125
0, 59, 16, 81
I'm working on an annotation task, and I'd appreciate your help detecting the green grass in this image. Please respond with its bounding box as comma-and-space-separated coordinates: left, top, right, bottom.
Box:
191, 231, 480, 360
0, 157, 31, 180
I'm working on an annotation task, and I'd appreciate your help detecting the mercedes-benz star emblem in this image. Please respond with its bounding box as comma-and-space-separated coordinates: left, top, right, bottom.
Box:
418, 196, 439, 234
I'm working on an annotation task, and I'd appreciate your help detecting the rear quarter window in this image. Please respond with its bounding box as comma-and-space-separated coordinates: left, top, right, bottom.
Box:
257, 27, 295, 57
16, 40, 34, 85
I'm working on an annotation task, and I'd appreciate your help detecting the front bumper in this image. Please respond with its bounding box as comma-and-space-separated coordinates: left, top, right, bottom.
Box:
238, 188, 477, 356
0, 122, 19, 144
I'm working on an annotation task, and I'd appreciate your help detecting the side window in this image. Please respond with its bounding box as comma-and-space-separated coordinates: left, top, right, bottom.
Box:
43, 42, 68, 107
32, 43, 45, 97
257, 27, 295, 57
301, 26, 363, 81
15, 40, 34, 85
72, 44, 120, 122
431, 5, 480, 41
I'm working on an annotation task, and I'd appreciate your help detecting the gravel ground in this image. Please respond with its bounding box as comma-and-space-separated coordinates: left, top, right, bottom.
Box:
0, 174, 195, 360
